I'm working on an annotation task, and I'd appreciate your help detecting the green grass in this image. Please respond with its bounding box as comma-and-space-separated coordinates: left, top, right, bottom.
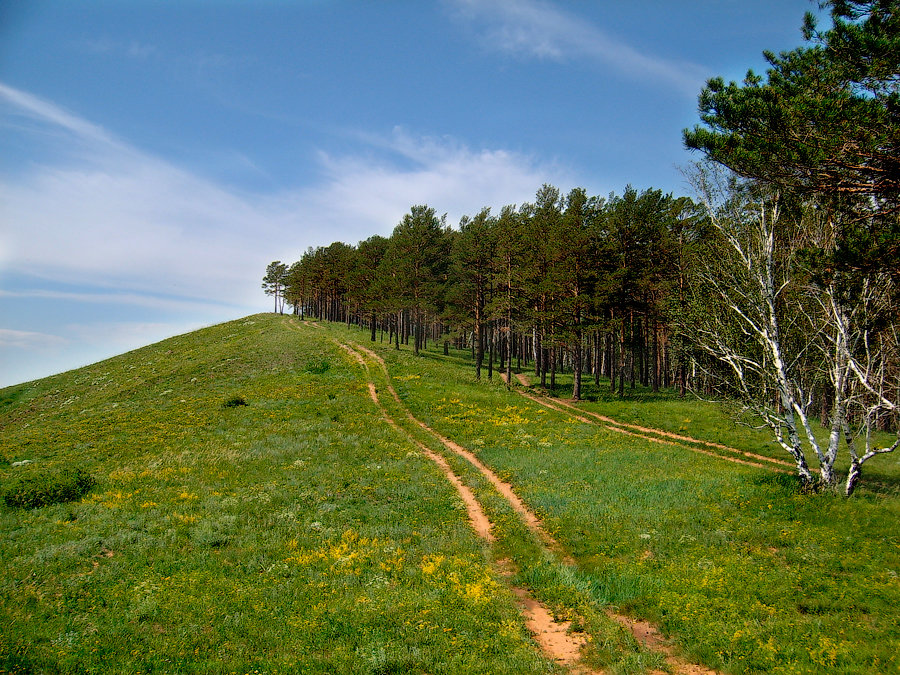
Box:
332, 323, 900, 674
336, 331, 664, 674
523, 370, 900, 484
4, 316, 899, 674
0, 316, 555, 674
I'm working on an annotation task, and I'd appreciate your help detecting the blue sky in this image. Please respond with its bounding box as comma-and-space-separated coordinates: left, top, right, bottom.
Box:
1, 0, 823, 387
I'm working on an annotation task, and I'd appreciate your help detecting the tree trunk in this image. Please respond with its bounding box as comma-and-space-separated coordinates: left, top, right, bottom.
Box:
618, 322, 626, 397
549, 346, 556, 391
541, 346, 548, 389
573, 338, 582, 401
475, 310, 484, 381
652, 315, 660, 393
488, 326, 494, 380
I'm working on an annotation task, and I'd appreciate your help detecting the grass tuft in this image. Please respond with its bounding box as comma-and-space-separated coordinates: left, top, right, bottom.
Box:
2, 467, 95, 509
222, 394, 248, 408
304, 358, 331, 374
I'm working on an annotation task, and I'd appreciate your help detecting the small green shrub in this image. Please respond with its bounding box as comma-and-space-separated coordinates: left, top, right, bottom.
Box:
223, 394, 248, 408
304, 359, 331, 374
3, 468, 96, 509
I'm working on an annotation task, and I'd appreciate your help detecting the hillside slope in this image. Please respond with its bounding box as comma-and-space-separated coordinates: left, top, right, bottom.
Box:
0, 315, 555, 674
3, 315, 899, 674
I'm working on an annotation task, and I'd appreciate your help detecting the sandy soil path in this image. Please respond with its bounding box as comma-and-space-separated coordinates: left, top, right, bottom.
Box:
335, 333, 716, 675
289, 320, 716, 673
334, 339, 598, 672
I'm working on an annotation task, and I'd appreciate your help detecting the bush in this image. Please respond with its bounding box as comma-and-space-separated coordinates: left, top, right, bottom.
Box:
223, 395, 248, 408
3, 468, 96, 509
304, 359, 331, 374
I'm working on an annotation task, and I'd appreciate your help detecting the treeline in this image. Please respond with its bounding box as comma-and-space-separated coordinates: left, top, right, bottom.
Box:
264, 0, 900, 495
265, 184, 708, 400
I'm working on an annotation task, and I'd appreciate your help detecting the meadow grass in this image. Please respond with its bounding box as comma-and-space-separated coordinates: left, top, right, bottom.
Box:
333, 323, 900, 674
5, 315, 899, 674
336, 331, 665, 674
0, 316, 557, 674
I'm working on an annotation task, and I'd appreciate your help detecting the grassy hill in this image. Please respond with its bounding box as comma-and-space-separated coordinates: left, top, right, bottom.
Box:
2, 314, 898, 674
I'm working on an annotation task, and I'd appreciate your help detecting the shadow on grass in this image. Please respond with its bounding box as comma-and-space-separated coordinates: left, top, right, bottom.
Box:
849, 469, 900, 498
751, 471, 802, 493
752, 468, 900, 500
414, 347, 481, 370
526, 381, 684, 404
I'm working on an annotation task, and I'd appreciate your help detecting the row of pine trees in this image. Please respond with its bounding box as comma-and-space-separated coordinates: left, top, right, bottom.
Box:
264, 183, 709, 400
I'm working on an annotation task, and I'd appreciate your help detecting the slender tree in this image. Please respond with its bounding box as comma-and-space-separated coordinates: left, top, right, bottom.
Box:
379, 206, 450, 355
348, 235, 388, 341
262, 260, 288, 314
449, 208, 495, 379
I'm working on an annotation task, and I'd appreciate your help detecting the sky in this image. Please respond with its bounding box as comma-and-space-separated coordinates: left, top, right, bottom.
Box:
0, 0, 825, 387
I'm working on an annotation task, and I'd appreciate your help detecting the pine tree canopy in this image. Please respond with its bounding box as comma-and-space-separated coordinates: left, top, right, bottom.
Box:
684, 0, 900, 211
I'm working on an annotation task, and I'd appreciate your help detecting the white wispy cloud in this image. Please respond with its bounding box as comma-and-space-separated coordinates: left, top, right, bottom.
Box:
1, 83, 567, 292
0, 289, 236, 315
448, 0, 706, 96
0, 82, 571, 385
0, 81, 122, 149
76, 38, 251, 79
81, 38, 160, 61
0, 328, 67, 350
305, 126, 571, 237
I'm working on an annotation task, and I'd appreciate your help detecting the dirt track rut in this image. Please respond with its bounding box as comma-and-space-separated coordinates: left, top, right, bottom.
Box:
505, 373, 791, 474
334, 338, 598, 673
291, 320, 716, 674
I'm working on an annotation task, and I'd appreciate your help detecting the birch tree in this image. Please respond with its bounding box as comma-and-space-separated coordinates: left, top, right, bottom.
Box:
683, 0, 900, 494
686, 164, 898, 495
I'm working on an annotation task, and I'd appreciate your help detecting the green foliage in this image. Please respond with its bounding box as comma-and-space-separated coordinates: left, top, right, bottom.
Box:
684, 1, 900, 202
262, 260, 288, 313
222, 394, 248, 407
303, 358, 331, 374
3, 467, 95, 509
684, 0, 900, 281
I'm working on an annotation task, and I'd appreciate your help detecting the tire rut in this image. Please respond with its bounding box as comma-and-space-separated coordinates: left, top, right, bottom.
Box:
337, 335, 716, 675
334, 338, 597, 673
506, 373, 790, 474
334, 341, 495, 541
288, 320, 716, 674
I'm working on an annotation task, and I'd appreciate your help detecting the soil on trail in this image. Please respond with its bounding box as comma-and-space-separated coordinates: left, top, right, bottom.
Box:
292, 320, 718, 674
334, 338, 596, 672
512, 586, 593, 673
353, 343, 568, 558
335, 333, 716, 674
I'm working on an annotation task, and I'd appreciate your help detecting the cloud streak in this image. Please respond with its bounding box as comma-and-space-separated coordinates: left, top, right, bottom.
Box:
0, 84, 567, 328
448, 0, 706, 96
0, 328, 67, 350
305, 126, 571, 240
1, 82, 571, 386
0, 81, 122, 149
0, 289, 237, 315
1, 83, 569, 304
